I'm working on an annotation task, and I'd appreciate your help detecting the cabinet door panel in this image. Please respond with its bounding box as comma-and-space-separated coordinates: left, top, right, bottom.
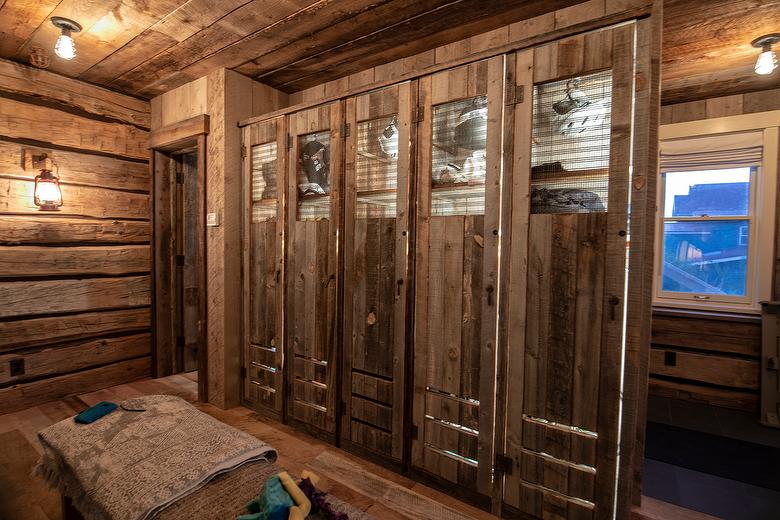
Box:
342, 83, 413, 460
412, 56, 504, 494
286, 102, 344, 435
243, 117, 286, 416
501, 26, 637, 519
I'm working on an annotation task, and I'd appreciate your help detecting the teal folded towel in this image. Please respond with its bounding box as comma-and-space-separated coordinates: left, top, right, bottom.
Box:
237, 475, 293, 520
74, 402, 117, 424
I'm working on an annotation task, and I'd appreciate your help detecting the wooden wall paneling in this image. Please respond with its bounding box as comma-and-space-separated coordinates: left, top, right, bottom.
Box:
411, 57, 503, 495
286, 102, 344, 437
242, 116, 286, 417
0, 276, 151, 319
649, 348, 758, 389
618, 5, 661, 513
341, 83, 411, 460
0, 216, 150, 244
0, 97, 148, 161
0, 58, 151, 129
0, 245, 149, 276
0, 357, 151, 414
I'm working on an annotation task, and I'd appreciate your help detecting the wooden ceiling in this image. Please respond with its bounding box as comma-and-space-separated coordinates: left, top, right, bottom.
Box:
0, 0, 777, 103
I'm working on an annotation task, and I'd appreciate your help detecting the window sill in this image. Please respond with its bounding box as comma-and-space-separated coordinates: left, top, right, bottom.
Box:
652, 305, 761, 323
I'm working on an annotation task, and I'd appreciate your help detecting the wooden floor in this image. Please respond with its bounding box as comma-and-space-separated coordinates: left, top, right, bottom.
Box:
0, 373, 498, 520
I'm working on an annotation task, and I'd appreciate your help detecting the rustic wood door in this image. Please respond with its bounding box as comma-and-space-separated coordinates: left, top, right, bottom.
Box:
176, 151, 201, 374
498, 26, 639, 519
242, 116, 287, 417
412, 56, 505, 494
341, 83, 415, 460
286, 103, 345, 437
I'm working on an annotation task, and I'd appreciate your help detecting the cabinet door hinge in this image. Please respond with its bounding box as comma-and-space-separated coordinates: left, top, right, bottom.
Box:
495, 453, 514, 475
240, 366, 247, 379
286, 134, 293, 149
506, 85, 525, 105
241, 145, 247, 158
175, 169, 183, 184
341, 122, 351, 138
413, 106, 425, 123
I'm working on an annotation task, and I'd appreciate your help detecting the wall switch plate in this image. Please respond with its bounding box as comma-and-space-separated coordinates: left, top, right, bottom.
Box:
206, 212, 220, 227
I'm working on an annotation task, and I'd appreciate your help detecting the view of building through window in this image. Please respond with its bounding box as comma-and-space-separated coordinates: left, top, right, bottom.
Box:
660, 167, 752, 297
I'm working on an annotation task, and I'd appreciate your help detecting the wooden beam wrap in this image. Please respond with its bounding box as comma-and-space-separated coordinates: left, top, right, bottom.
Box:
0, 308, 151, 352
0, 356, 151, 414
0, 97, 149, 161
0, 216, 150, 245
0, 245, 150, 277
0, 58, 151, 129
0, 276, 151, 319
149, 114, 210, 150
0, 332, 151, 385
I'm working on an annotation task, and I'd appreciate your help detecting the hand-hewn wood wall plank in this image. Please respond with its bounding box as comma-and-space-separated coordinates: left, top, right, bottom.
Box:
0, 245, 150, 277
0, 98, 148, 160
0, 332, 151, 385
0, 276, 151, 319
0, 216, 150, 245
0, 308, 151, 352
0, 58, 151, 128
0, 177, 149, 219
0, 140, 150, 192
650, 348, 759, 390
0, 356, 151, 414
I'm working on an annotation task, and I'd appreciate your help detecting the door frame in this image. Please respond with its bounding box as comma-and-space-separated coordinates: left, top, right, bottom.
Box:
150, 115, 210, 401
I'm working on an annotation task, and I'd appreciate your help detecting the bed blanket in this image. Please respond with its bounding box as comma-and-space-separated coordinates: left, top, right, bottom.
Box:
34, 394, 277, 520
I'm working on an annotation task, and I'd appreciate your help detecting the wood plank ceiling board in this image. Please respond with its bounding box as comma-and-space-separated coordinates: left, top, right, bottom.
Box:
661, 0, 780, 104
0, 0, 776, 103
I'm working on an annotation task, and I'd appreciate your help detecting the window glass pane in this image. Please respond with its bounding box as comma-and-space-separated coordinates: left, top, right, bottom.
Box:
251, 142, 278, 222
531, 70, 612, 213
661, 220, 749, 296
356, 116, 397, 218
431, 96, 486, 216
663, 168, 751, 217
297, 131, 331, 221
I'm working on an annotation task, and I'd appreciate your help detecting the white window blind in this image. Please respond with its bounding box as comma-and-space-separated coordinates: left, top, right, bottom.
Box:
660, 131, 763, 172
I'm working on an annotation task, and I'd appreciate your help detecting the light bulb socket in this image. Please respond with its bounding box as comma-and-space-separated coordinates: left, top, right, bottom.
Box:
51, 17, 82, 34
751, 33, 780, 50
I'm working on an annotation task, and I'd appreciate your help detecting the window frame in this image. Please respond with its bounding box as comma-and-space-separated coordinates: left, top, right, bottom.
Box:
654, 112, 780, 314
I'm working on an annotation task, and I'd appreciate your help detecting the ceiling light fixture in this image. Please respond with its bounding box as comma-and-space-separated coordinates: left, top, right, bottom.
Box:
51, 17, 81, 60
752, 33, 780, 75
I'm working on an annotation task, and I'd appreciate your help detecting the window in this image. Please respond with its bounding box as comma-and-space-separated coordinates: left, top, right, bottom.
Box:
655, 121, 779, 313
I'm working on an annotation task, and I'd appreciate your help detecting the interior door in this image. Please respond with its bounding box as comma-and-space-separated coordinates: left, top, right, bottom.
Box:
341, 83, 414, 459
412, 56, 504, 493
499, 26, 637, 519
242, 116, 286, 416
178, 151, 201, 374
286, 102, 344, 436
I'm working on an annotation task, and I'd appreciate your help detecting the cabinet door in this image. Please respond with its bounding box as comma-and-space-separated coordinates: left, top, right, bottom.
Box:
242, 117, 286, 416
342, 83, 414, 460
412, 56, 504, 493
286, 103, 344, 436
500, 26, 637, 519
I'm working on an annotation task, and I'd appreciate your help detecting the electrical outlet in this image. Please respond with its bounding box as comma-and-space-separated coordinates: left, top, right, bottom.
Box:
10, 358, 24, 377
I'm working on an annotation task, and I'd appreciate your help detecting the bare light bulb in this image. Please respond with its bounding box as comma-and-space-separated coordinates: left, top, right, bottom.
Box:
755, 49, 777, 75
55, 31, 76, 60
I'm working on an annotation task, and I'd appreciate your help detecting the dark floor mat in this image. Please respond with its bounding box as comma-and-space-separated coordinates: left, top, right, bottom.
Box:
645, 421, 780, 491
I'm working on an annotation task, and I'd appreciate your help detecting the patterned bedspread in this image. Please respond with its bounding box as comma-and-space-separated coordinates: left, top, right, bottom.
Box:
35, 394, 277, 520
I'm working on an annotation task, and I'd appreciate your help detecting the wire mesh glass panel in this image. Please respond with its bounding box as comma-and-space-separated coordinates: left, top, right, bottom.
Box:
297, 131, 331, 221
251, 142, 278, 222
356, 116, 398, 218
431, 96, 487, 216
531, 70, 612, 214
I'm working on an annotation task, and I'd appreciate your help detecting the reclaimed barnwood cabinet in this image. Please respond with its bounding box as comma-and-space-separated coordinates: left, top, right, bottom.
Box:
411, 56, 504, 494
497, 24, 651, 519
341, 83, 414, 459
285, 103, 345, 437
242, 116, 286, 417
